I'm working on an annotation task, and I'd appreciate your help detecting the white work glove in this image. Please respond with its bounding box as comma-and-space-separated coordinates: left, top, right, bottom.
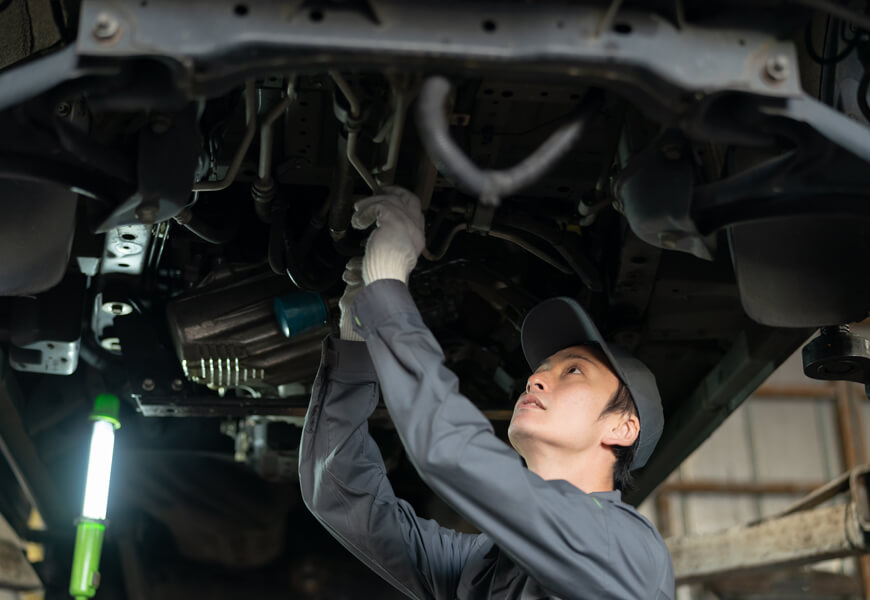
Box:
351, 186, 425, 285
338, 257, 365, 341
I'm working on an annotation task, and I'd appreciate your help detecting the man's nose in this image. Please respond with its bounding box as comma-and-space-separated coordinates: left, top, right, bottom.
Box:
526, 372, 547, 393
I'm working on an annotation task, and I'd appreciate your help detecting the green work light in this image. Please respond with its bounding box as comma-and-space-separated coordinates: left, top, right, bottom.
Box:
69, 394, 120, 600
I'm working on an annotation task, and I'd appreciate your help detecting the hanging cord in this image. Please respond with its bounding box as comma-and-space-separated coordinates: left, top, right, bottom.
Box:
416, 76, 604, 207
788, 0, 870, 32
805, 17, 858, 64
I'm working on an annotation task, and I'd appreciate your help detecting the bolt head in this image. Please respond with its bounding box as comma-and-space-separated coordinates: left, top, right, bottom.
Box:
92, 12, 120, 41
100, 337, 122, 352
661, 144, 682, 160
55, 103, 71, 117
135, 203, 159, 224
658, 231, 685, 250
171, 379, 184, 391
150, 117, 171, 134
764, 55, 789, 83
141, 378, 156, 392
101, 301, 133, 316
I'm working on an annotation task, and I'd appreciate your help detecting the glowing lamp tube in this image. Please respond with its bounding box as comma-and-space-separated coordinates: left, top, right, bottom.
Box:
81, 420, 116, 521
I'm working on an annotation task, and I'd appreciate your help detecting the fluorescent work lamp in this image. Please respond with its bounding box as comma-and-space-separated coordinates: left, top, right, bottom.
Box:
70, 394, 121, 600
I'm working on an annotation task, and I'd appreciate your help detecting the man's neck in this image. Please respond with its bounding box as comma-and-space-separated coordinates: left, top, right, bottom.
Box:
523, 446, 615, 494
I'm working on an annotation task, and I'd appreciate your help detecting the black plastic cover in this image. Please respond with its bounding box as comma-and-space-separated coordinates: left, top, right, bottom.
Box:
0, 180, 78, 296
729, 215, 870, 327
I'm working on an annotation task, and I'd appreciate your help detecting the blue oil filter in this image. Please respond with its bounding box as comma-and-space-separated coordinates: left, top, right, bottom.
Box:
273, 291, 328, 338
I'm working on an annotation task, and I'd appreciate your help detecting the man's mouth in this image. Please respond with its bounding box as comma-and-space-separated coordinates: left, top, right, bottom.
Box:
518, 394, 546, 410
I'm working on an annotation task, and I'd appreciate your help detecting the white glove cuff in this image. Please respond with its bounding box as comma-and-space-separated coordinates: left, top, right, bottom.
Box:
339, 321, 364, 342
363, 251, 412, 285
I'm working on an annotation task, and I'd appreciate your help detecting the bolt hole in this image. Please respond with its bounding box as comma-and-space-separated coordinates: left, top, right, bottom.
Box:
121, 233, 136, 240
482, 19, 497, 33
569, 93, 580, 100
299, 130, 307, 135
233, 3, 248, 16
60, 357, 68, 363
539, 91, 549, 97
672, 288, 681, 294
556, 20, 565, 29
140, 0, 147, 5
613, 22, 632, 34
309, 8, 324, 22
46, 343, 55, 349
738, 38, 746, 46
483, 88, 494, 96
501, 90, 513, 98
118, 262, 130, 268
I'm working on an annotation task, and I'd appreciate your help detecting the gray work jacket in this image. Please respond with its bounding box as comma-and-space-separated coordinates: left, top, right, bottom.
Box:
299, 279, 675, 599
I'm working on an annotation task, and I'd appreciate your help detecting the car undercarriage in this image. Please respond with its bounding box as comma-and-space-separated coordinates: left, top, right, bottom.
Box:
2, 0, 870, 597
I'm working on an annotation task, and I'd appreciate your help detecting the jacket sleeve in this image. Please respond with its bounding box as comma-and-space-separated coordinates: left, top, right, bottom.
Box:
298, 335, 483, 600
351, 280, 674, 600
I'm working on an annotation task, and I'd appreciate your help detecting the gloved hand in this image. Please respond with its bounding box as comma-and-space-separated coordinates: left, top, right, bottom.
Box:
351, 186, 425, 285
338, 257, 365, 341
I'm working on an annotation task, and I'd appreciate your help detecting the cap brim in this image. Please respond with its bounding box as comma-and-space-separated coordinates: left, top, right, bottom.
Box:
522, 298, 611, 374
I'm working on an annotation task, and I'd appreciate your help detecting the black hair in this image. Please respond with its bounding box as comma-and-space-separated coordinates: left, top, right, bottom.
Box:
598, 381, 640, 494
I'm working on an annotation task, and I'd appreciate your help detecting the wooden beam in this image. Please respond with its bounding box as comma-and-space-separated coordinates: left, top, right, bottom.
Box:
708, 568, 860, 597
752, 384, 835, 398
660, 480, 823, 495
667, 502, 866, 584
654, 492, 673, 538
834, 382, 870, 599
0, 540, 41, 592
0, 354, 64, 529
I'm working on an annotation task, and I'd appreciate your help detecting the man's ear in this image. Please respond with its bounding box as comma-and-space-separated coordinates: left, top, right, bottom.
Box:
601, 413, 640, 448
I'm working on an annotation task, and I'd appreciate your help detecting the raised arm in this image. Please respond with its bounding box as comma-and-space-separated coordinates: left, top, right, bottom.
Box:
350, 280, 672, 599
298, 336, 482, 600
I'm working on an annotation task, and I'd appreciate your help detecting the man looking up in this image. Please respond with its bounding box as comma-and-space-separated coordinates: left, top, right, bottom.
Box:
299, 187, 674, 599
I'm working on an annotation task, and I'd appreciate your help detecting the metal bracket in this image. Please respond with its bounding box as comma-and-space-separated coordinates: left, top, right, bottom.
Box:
101, 225, 152, 275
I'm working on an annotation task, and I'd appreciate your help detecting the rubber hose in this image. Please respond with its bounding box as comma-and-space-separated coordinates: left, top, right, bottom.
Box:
328, 135, 356, 240
182, 213, 236, 244
416, 76, 604, 206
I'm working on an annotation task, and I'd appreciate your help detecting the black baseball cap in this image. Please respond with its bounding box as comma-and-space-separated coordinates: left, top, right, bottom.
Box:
520, 297, 664, 470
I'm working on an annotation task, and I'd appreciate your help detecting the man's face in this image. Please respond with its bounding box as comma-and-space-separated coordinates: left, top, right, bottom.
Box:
508, 345, 623, 458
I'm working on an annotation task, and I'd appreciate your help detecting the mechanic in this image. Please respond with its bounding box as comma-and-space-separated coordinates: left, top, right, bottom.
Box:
299, 187, 675, 599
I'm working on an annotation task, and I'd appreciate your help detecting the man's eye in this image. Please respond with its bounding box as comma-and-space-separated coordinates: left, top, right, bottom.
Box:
567, 366, 583, 375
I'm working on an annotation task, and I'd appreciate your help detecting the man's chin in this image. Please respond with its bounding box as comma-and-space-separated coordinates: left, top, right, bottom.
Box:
508, 420, 543, 454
